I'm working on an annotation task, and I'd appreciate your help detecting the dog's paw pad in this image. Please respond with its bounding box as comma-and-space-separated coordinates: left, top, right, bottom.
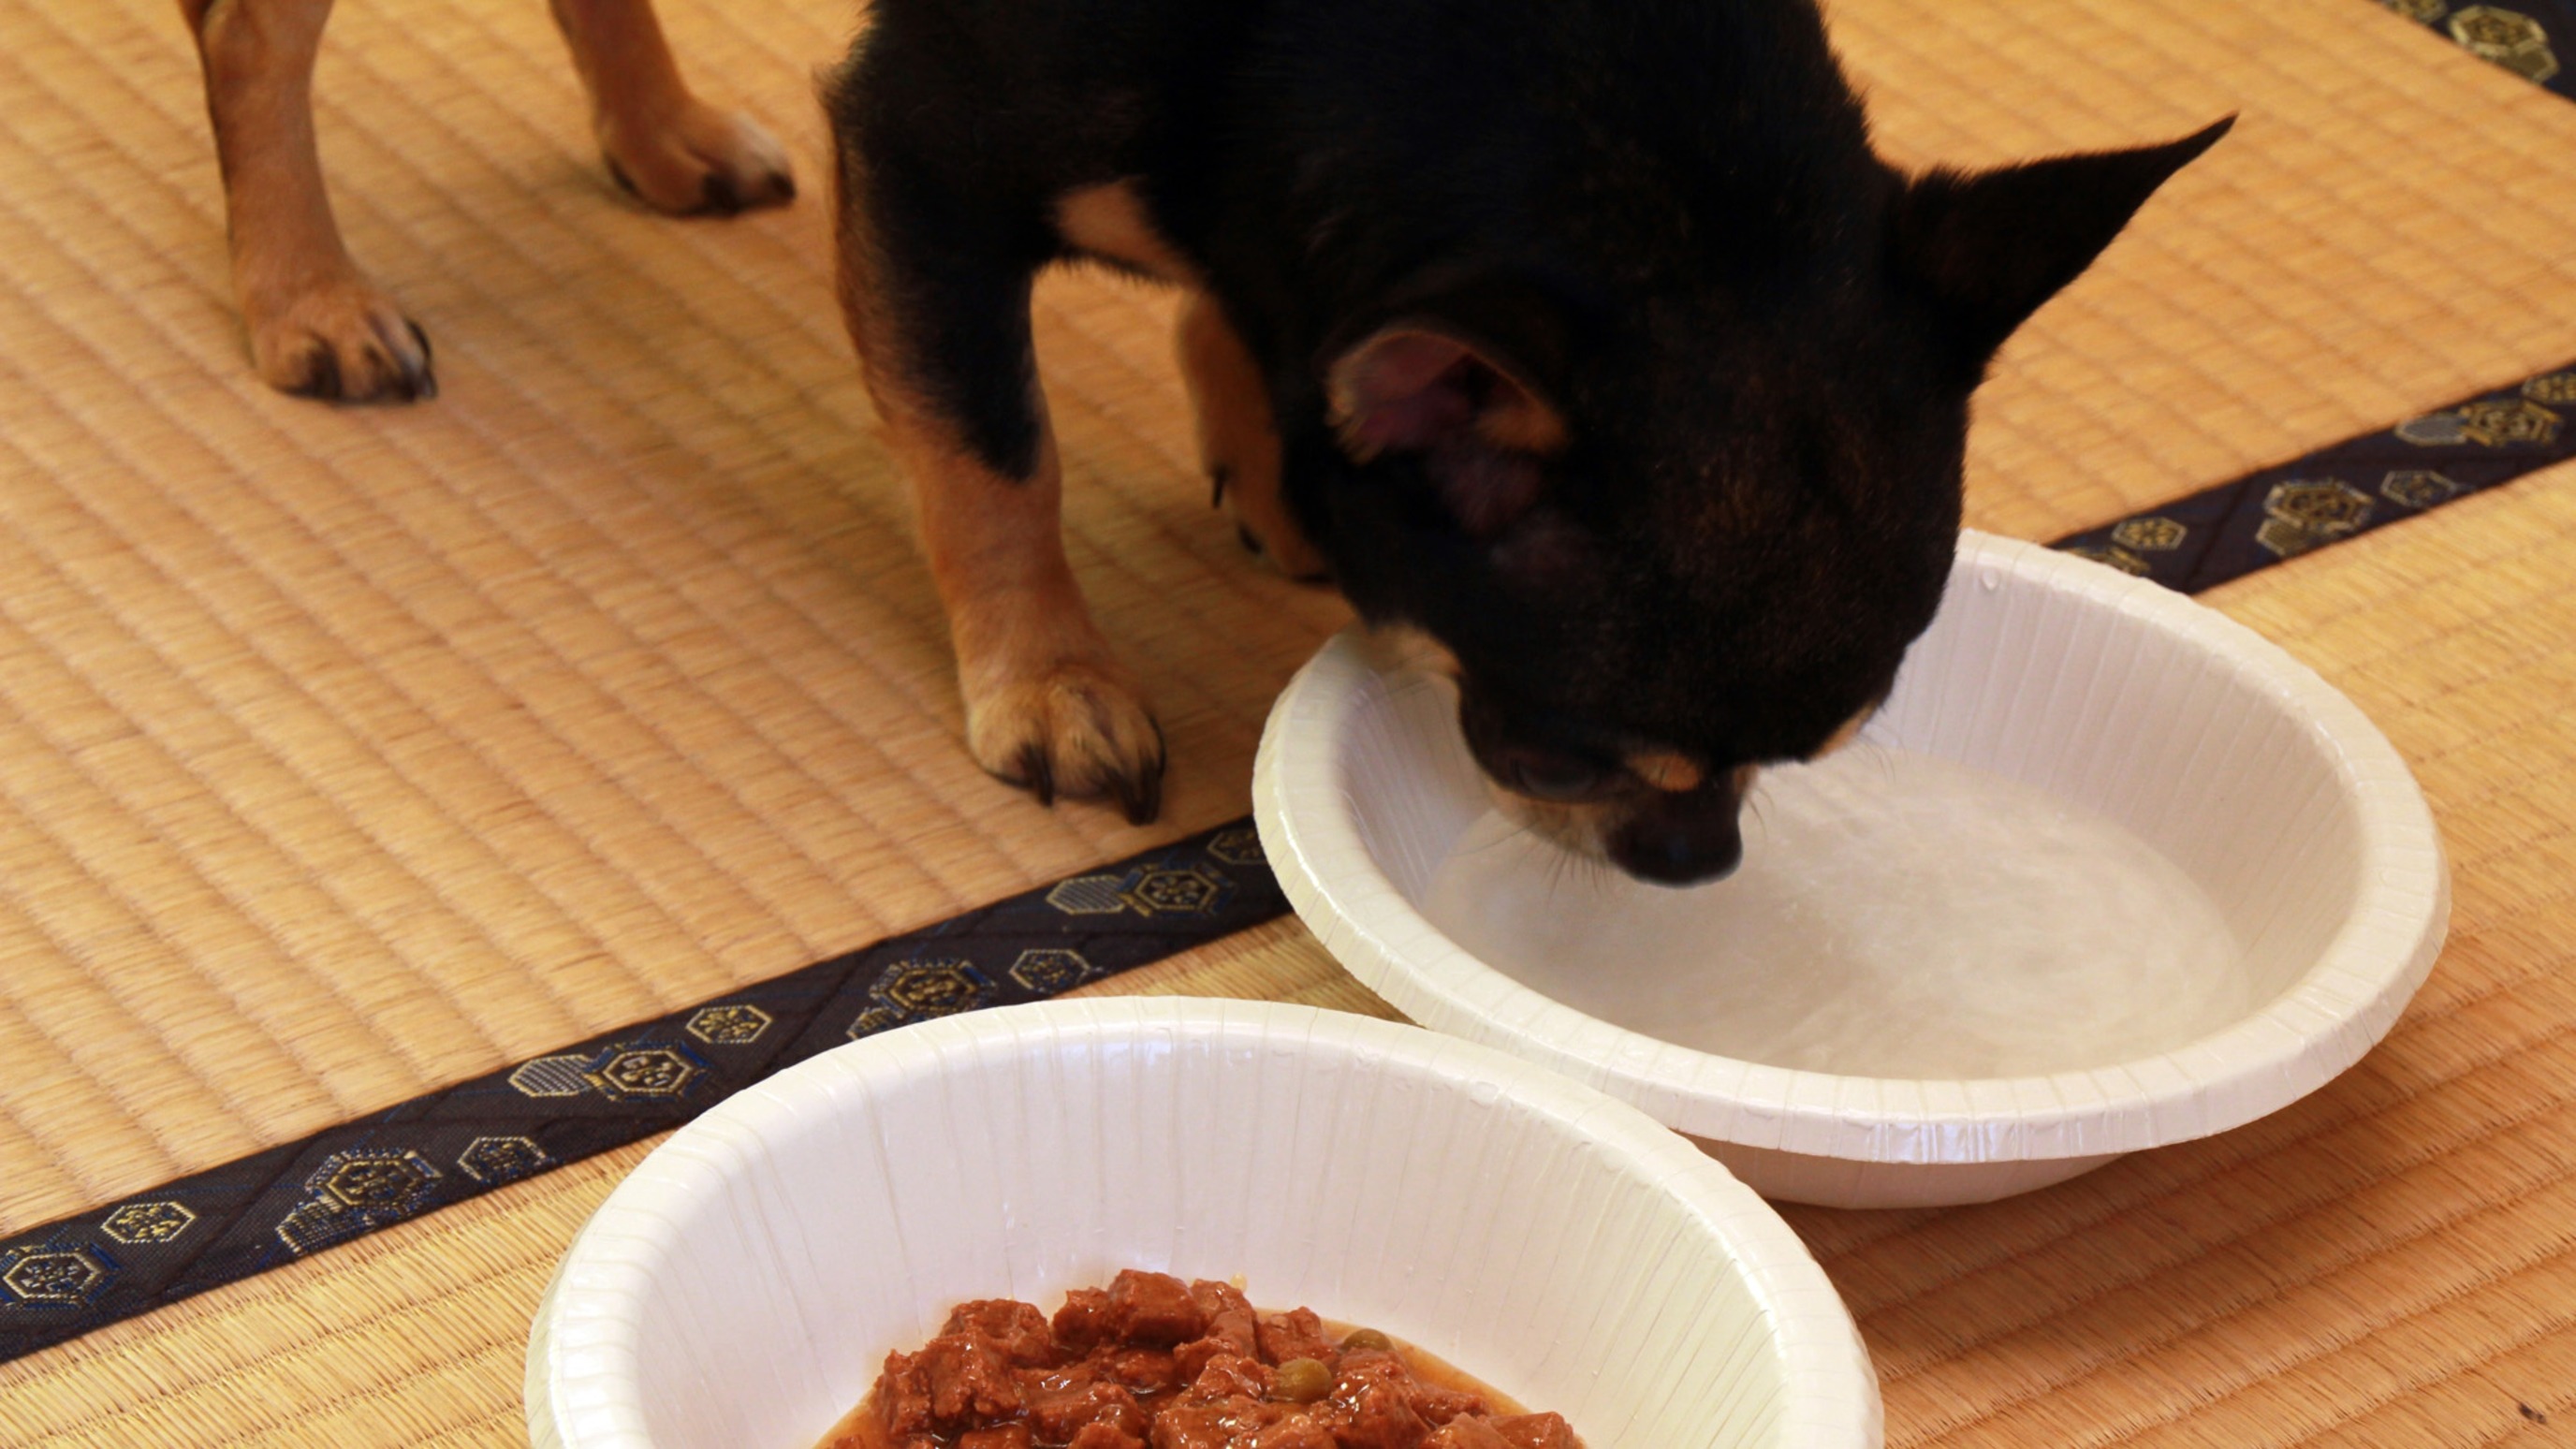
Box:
252, 283, 435, 403
968, 661, 1166, 825
602, 102, 795, 217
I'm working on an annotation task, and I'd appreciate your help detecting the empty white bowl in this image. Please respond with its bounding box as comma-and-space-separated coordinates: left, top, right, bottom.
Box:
1253, 530, 2449, 1208
525, 998, 1881, 1449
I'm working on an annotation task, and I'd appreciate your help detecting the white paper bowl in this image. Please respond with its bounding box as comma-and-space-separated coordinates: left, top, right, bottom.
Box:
525, 998, 1881, 1449
1253, 530, 2449, 1208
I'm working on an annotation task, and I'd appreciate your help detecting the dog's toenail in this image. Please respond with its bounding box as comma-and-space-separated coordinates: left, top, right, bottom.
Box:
297, 347, 342, 402
1114, 724, 1167, 826
1114, 766, 1163, 826
401, 324, 438, 399
1014, 743, 1056, 807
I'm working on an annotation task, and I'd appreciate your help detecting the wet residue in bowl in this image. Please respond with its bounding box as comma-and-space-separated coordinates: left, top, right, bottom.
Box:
1421, 747, 2250, 1079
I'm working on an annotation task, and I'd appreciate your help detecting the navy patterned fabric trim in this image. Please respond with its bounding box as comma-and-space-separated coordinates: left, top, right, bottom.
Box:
0, 822, 1283, 1364
2055, 365, 2576, 593
2381, 0, 2576, 98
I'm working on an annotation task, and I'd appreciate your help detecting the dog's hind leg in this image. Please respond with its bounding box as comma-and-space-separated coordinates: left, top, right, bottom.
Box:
1176, 292, 1327, 581
547, 0, 794, 216
181, 0, 434, 401
829, 133, 1164, 824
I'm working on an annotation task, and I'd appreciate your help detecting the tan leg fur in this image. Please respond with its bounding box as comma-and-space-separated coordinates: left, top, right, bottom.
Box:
181, 0, 788, 402
835, 170, 1165, 821
181, 0, 432, 400
548, 0, 794, 214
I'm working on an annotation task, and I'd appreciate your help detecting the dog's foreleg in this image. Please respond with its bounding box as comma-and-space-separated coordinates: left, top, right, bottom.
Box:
181, 0, 433, 400
1175, 292, 1326, 580
830, 137, 1164, 824
548, 0, 793, 215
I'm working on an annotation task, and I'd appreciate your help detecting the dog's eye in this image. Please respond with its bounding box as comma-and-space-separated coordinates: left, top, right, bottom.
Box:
1493, 747, 1613, 803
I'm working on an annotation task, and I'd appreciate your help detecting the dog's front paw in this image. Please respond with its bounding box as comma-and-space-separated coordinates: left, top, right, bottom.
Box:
601, 102, 796, 216
966, 658, 1166, 826
248, 278, 435, 403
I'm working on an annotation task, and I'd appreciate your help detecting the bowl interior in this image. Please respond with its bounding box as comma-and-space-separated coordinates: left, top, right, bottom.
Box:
1337, 539, 2368, 1081
539, 1001, 1875, 1449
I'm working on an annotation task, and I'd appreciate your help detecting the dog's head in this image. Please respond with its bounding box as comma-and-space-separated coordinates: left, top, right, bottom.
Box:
1303, 122, 2230, 885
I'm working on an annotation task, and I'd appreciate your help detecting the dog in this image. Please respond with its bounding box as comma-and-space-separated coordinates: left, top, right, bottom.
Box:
824, 0, 2226, 885
180, 0, 794, 402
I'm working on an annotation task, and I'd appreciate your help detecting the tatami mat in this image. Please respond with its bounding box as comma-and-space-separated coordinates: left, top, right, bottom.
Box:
1, 0, 2572, 1439
1833, 0, 2576, 542
2, 0, 2568, 1232
0, 0, 1358, 1235
9, 461, 2561, 1448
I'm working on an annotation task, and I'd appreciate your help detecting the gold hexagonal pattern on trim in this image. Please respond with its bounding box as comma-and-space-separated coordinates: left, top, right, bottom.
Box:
318, 1150, 442, 1211
99, 1201, 196, 1246
1, 1247, 111, 1305
2456, 397, 2561, 446
685, 1003, 774, 1046
875, 960, 987, 1017
2379, 470, 2464, 509
2110, 516, 2188, 552
1121, 865, 1227, 915
2522, 372, 2576, 404
2451, 5, 2560, 81
457, 1135, 553, 1186
2263, 478, 2375, 534
591, 1046, 702, 1101
1008, 948, 1096, 994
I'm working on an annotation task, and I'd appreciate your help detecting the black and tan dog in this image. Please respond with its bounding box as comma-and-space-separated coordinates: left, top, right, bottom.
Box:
181, 0, 793, 401
827, 0, 2227, 883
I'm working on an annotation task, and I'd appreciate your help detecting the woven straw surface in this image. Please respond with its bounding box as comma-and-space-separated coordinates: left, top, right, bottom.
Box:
14, 461, 2559, 1449
3, 0, 2573, 1440
5, 0, 2572, 1231
1830, 0, 2576, 542
0, 0, 1361, 1235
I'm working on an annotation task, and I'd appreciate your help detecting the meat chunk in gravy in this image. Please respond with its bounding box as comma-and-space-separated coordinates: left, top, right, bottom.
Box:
827, 1270, 1585, 1449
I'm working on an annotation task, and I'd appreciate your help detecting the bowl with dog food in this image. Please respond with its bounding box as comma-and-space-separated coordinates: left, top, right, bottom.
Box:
525, 998, 1881, 1449
1253, 529, 2449, 1208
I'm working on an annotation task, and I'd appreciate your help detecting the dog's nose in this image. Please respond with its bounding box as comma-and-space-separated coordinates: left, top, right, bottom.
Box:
1608, 802, 1744, 886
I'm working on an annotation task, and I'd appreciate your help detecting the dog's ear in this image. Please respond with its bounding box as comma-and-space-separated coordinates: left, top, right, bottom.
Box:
1327, 325, 1567, 536
1895, 117, 2232, 378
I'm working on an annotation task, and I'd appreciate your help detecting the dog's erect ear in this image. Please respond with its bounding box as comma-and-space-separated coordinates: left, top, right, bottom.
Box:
1895, 117, 2232, 377
1327, 325, 1567, 536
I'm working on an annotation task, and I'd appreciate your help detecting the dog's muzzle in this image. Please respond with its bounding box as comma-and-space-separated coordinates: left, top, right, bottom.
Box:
1605, 772, 1748, 886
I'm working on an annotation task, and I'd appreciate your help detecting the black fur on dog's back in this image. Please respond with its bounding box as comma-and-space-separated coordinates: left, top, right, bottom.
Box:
830, 0, 2225, 880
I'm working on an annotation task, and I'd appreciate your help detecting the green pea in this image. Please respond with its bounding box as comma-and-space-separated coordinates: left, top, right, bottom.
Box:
1339, 1327, 1393, 1353
1274, 1357, 1332, 1403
